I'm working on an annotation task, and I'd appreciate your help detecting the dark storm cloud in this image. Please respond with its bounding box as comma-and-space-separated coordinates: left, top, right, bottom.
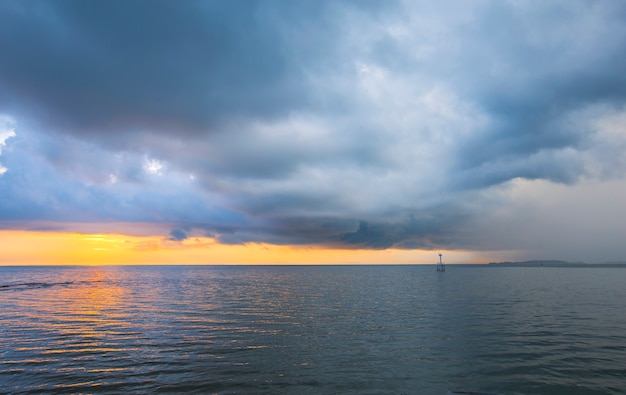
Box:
0, 0, 331, 135
1, 0, 626, 256
444, 1, 626, 189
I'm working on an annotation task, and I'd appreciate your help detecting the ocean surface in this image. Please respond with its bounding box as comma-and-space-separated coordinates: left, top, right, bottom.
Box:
1, 265, 625, 395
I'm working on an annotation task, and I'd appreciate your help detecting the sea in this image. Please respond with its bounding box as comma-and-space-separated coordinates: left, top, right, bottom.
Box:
1, 265, 625, 395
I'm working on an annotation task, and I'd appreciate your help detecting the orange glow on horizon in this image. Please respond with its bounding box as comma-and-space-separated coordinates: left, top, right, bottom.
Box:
0, 229, 490, 265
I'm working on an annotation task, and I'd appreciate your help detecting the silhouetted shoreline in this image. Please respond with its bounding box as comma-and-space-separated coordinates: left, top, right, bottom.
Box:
488, 260, 626, 268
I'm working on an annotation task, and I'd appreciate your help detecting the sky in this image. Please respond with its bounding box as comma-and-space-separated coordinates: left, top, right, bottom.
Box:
1, 0, 626, 265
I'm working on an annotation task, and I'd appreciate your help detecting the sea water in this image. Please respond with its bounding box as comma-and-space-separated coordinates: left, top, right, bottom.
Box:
1, 265, 625, 395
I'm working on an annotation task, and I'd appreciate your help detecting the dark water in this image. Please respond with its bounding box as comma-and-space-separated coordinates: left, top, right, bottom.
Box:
1, 265, 625, 395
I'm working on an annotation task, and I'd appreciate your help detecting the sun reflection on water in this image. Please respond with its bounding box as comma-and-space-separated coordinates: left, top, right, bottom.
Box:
1, 267, 146, 392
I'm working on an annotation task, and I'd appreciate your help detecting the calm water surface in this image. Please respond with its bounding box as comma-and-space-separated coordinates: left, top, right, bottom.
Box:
1, 265, 625, 394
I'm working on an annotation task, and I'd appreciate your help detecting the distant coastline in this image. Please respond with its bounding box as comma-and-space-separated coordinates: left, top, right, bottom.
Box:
488, 260, 626, 268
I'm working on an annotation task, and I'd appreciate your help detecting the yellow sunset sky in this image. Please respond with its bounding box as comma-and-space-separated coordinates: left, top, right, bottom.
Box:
0, 229, 490, 266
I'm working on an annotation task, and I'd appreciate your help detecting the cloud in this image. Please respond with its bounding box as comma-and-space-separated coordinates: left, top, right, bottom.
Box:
467, 177, 626, 263
0, 114, 16, 175
0, 0, 384, 137
168, 228, 188, 242
0, 2, 273, 133
1, 1, 626, 260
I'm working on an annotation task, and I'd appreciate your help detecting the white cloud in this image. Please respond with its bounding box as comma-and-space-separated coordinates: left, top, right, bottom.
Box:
143, 157, 164, 175
0, 114, 16, 175
0, 114, 16, 153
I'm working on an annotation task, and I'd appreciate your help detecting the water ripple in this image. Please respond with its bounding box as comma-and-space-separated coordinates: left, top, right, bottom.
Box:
1, 266, 626, 394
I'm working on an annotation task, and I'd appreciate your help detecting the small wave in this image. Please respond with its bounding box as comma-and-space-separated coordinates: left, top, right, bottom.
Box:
0, 281, 74, 291
447, 392, 503, 395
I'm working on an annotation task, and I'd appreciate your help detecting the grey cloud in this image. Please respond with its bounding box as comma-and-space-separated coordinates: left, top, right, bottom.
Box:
445, 1, 626, 187
1, 1, 626, 256
0, 129, 245, 228
0, 0, 318, 135
168, 228, 188, 241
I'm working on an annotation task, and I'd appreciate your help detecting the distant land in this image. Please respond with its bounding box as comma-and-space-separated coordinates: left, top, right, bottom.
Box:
488, 260, 626, 268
